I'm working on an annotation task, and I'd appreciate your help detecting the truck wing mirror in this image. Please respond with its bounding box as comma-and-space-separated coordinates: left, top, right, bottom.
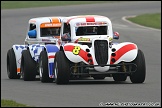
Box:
28, 30, 37, 38
113, 31, 119, 40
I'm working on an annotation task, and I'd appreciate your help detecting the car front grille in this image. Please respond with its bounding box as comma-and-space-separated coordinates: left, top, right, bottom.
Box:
94, 40, 108, 65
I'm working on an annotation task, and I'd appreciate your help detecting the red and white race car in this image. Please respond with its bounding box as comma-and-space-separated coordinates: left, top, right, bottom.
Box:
47, 15, 146, 84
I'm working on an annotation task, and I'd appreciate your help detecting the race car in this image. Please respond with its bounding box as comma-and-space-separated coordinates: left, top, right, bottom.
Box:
50, 15, 145, 84
7, 16, 65, 82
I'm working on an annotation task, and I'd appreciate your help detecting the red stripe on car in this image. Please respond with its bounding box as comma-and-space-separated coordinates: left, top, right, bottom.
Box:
67, 16, 95, 24
48, 55, 55, 59
64, 45, 94, 64
86, 16, 95, 22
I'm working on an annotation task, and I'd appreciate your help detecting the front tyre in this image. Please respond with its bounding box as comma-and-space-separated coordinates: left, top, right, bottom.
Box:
113, 74, 127, 81
39, 50, 53, 83
112, 62, 127, 81
92, 75, 105, 80
54, 51, 70, 84
7, 48, 20, 79
130, 49, 146, 83
21, 50, 36, 81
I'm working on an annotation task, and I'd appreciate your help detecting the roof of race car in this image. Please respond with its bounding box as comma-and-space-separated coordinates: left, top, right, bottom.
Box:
63, 15, 112, 25
29, 16, 65, 24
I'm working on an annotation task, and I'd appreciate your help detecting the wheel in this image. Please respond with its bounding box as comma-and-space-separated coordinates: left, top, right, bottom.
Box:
39, 50, 53, 83
21, 50, 36, 81
92, 75, 105, 80
54, 51, 70, 84
112, 74, 127, 81
112, 62, 127, 81
130, 49, 146, 83
7, 48, 20, 79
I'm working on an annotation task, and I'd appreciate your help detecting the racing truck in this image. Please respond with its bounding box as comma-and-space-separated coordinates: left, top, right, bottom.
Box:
50, 15, 146, 84
7, 16, 65, 82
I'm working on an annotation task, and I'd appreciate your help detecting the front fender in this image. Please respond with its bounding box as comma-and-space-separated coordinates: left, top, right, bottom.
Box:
110, 42, 138, 64
12, 45, 27, 73
28, 44, 45, 62
44, 44, 60, 78
63, 43, 93, 65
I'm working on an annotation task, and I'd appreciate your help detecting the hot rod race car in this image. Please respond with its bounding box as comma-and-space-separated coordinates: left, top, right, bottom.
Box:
7, 16, 65, 82
50, 15, 145, 84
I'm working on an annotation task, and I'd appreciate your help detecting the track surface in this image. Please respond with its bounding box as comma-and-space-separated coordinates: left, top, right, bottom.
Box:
1, 1, 161, 107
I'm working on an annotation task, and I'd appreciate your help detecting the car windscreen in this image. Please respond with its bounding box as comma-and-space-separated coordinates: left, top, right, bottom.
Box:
75, 26, 107, 36
40, 27, 60, 37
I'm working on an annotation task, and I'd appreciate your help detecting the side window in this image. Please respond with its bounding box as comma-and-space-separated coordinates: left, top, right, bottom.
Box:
29, 23, 36, 30
63, 23, 71, 35
28, 23, 36, 38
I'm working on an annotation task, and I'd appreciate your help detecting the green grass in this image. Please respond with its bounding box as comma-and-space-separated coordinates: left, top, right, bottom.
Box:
127, 13, 161, 29
1, 99, 33, 107
1, 1, 117, 9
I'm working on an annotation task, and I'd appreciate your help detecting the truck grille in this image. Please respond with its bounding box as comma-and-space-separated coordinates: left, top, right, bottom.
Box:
94, 40, 108, 65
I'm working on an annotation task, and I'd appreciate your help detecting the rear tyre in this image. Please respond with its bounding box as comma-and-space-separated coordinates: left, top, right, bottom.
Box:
54, 51, 70, 84
7, 48, 20, 79
39, 50, 53, 83
130, 49, 146, 83
21, 50, 36, 81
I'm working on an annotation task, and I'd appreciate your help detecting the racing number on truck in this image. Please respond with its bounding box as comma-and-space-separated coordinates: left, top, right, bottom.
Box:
72, 46, 81, 55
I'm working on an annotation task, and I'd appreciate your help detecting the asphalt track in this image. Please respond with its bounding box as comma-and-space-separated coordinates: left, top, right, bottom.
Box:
1, 1, 161, 107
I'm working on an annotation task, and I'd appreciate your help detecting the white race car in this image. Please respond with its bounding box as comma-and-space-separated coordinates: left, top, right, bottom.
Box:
50, 15, 145, 84
7, 16, 65, 82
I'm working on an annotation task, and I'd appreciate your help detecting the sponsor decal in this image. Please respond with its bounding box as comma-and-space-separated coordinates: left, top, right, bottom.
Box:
78, 38, 90, 41
40, 23, 61, 28
76, 22, 107, 26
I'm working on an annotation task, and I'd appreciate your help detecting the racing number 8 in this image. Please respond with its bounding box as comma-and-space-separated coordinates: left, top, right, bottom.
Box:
72, 46, 81, 55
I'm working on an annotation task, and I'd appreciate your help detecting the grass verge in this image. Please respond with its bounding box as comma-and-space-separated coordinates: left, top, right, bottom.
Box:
1, 99, 33, 107
1, 1, 117, 10
127, 13, 161, 29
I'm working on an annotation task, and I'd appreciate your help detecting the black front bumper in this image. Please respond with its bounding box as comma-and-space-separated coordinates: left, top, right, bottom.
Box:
70, 63, 137, 76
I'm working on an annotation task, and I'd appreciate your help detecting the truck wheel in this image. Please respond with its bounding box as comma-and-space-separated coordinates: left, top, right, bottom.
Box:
7, 48, 20, 79
113, 74, 127, 81
54, 51, 70, 84
39, 50, 53, 83
130, 49, 146, 83
93, 75, 105, 80
21, 50, 36, 81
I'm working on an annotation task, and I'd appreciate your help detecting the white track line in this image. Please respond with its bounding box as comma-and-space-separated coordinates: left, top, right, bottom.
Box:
122, 15, 161, 31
